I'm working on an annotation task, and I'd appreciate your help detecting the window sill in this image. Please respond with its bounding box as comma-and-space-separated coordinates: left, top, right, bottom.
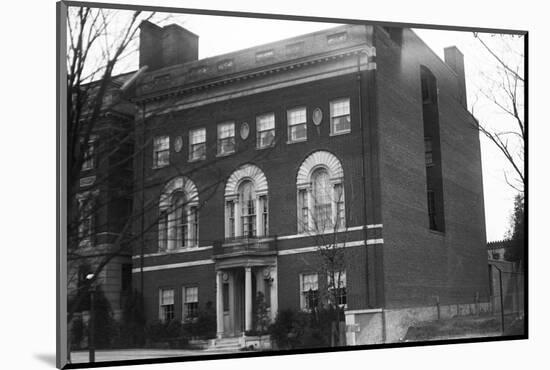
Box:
286, 138, 307, 145
329, 130, 351, 137
428, 229, 445, 237
216, 151, 235, 158
256, 144, 275, 150
188, 157, 206, 163
152, 164, 169, 170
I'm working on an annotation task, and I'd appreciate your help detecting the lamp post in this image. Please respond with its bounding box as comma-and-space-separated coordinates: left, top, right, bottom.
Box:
86, 273, 96, 363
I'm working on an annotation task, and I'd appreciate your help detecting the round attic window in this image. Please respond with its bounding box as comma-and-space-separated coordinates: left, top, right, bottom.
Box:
312, 108, 323, 126
174, 136, 183, 152
240, 122, 250, 140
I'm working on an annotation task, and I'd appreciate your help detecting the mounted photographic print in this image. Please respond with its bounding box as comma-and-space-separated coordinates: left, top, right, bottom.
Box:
56, 1, 527, 368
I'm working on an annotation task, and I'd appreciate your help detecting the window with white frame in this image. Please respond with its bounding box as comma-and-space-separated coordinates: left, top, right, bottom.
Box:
312, 168, 332, 230
256, 113, 275, 149
240, 181, 257, 237
217, 122, 235, 155
78, 195, 94, 247
158, 177, 200, 252
330, 98, 351, 135
287, 107, 307, 142
81, 138, 97, 171
224, 164, 269, 239
297, 189, 309, 233
183, 286, 198, 320
189, 128, 206, 161
159, 288, 175, 322
158, 209, 169, 251
327, 270, 347, 307
300, 273, 319, 310
164, 192, 199, 250
153, 136, 170, 168
296, 151, 346, 233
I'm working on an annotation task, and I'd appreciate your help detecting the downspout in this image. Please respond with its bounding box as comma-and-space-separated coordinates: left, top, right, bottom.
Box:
357, 51, 370, 307
140, 101, 145, 294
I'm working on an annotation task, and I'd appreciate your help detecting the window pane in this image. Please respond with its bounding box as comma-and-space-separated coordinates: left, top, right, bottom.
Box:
161, 289, 174, 305
154, 136, 169, 150
332, 115, 351, 133
258, 130, 275, 148
288, 107, 306, 125
218, 122, 235, 139
190, 128, 206, 144
185, 287, 198, 302
290, 123, 307, 141
331, 99, 350, 117
257, 114, 275, 131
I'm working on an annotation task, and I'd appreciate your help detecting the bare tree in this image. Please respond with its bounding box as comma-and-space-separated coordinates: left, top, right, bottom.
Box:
64, 7, 282, 356
471, 33, 525, 193
298, 180, 347, 346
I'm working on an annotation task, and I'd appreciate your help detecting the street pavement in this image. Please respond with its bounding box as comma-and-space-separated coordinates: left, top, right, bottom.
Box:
69, 348, 236, 364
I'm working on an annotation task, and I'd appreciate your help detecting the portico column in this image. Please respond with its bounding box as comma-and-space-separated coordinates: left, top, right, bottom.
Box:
245, 266, 253, 332
270, 266, 278, 321
216, 271, 224, 338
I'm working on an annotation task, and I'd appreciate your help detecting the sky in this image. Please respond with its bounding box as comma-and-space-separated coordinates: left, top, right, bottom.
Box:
74, 9, 524, 242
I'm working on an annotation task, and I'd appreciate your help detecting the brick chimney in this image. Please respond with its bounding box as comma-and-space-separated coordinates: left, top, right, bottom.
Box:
444, 46, 467, 107
139, 21, 199, 71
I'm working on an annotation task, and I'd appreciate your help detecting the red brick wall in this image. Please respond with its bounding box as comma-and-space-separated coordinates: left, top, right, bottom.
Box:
374, 27, 489, 308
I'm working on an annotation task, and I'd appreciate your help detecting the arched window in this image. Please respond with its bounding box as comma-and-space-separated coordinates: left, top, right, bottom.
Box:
224, 164, 269, 238
296, 151, 345, 233
158, 177, 199, 251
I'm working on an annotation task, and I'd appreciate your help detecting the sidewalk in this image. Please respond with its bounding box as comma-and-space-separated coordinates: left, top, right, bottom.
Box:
69, 348, 235, 364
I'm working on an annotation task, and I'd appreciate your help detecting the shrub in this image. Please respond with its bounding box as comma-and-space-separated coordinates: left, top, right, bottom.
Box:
70, 315, 85, 349
269, 307, 343, 350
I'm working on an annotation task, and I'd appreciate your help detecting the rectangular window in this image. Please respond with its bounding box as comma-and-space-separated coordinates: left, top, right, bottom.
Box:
256, 49, 275, 62
78, 197, 94, 247
158, 210, 168, 251
297, 189, 309, 233
334, 184, 345, 228
427, 190, 437, 230
259, 195, 268, 236
256, 113, 275, 149
241, 196, 256, 237
189, 206, 199, 246
301, 273, 319, 310
189, 128, 206, 161
175, 205, 188, 249
82, 139, 96, 171
285, 42, 304, 57
327, 32, 348, 45
183, 286, 199, 319
153, 136, 170, 168
424, 137, 434, 166
160, 288, 175, 322
328, 271, 347, 307
227, 201, 235, 238
217, 122, 235, 156
330, 98, 351, 135
287, 107, 307, 142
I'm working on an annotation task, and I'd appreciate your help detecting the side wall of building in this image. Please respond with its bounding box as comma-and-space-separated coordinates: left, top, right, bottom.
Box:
375, 27, 488, 308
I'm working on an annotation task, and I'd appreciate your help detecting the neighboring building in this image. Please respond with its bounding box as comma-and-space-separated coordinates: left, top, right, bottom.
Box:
68, 73, 135, 320
487, 239, 514, 261
128, 21, 489, 345
487, 239, 523, 316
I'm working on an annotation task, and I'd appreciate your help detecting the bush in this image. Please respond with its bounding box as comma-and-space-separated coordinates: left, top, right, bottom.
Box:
182, 302, 217, 340
70, 315, 85, 349
269, 307, 343, 350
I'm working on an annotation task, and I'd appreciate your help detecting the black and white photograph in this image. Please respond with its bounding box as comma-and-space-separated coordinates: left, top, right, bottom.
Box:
52, 1, 531, 368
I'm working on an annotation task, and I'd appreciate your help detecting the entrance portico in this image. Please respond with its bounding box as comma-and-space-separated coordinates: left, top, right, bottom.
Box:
213, 237, 277, 338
